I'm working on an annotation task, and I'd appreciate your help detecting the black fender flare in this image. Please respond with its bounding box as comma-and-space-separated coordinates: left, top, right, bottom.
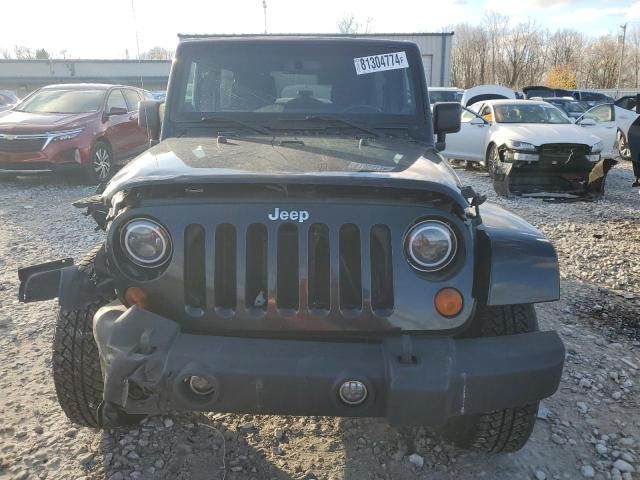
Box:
474, 202, 560, 305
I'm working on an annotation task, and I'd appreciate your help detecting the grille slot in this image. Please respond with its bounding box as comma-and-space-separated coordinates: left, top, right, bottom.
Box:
339, 224, 362, 310
308, 224, 330, 310
182, 221, 395, 319
277, 223, 299, 310
214, 224, 237, 309
246, 224, 268, 309
370, 225, 394, 311
0, 137, 47, 152
184, 224, 206, 310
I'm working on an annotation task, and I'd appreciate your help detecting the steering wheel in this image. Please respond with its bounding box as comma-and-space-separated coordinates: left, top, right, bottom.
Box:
343, 104, 383, 114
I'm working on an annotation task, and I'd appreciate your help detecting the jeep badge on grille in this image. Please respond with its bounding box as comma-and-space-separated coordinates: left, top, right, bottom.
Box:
268, 207, 309, 223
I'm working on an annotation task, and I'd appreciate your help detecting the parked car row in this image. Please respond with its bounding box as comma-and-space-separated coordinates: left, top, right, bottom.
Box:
0, 84, 152, 182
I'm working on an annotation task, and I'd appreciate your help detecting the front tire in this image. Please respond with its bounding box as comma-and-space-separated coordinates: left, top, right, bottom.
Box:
52, 246, 141, 428
486, 144, 499, 179
443, 304, 540, 453
86, 141, 113, 183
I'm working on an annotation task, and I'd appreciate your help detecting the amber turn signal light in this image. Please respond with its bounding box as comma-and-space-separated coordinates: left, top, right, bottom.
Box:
125, 287, 147, 309
434, 288, 463, 317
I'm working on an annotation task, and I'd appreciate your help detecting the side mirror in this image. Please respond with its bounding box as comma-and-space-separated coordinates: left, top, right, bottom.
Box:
107, 106, 128, 116
138, 100, 163, 142
432, 102, 461, 151
577, 117, 597, 126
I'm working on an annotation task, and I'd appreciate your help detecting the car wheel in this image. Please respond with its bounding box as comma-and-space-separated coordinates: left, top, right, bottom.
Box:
486, 144, 499, 179
617, 131, 631, 161
52, 245, 144, 428
442, 304, 539, 453
88, 141, 113, 183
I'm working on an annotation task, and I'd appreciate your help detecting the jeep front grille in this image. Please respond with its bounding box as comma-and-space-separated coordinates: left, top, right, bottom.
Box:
183, 222, 394, 316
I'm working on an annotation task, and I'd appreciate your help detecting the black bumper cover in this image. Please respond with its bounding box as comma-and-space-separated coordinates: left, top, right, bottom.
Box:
94, 304, 564, 426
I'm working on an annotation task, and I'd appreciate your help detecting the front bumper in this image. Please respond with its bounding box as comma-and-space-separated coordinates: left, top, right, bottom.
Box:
94, 303, 565, 426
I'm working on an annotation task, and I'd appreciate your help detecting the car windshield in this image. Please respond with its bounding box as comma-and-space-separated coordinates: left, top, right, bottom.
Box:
15, 89, 105, 114
173, 43, 421, 121
494, 103, 571, 124
430, 91, 459, 103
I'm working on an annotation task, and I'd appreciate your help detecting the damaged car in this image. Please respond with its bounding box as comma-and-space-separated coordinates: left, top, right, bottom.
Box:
17, 36, 564, 452
443, 100, 614, 197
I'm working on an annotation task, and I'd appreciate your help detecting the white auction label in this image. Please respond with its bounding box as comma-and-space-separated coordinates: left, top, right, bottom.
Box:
353, 51, 409, 75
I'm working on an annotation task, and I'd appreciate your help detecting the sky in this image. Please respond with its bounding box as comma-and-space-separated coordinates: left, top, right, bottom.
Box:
1, 0, 639, 59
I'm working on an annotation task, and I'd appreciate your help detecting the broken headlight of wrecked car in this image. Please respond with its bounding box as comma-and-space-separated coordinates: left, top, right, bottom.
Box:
503, 140, 540, 162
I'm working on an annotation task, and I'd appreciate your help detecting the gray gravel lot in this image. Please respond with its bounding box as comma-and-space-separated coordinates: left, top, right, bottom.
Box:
0, 163, 639, 480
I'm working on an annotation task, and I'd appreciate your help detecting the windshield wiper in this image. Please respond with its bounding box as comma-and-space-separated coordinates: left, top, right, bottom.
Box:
199, 117, 272, 135
278, 115, 380, 138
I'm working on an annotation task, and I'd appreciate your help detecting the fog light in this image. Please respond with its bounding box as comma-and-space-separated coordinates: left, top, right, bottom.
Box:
339, 380, 368, 406
188, 376, 215, 396
434, 287, 463, 317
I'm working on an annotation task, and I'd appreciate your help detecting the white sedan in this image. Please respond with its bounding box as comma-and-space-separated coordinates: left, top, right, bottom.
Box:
442, 100, 607, 169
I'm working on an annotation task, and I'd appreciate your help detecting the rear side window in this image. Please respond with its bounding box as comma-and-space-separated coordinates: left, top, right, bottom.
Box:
123, 89, 142, 112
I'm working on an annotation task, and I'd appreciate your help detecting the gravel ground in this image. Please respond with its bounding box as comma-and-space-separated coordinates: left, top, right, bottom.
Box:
0, 162, 639, 480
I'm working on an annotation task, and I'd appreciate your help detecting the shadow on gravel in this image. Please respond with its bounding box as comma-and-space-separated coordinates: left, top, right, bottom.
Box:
562, 278, 640, 341
0, 173, 95, 187
99, 412, 294, 480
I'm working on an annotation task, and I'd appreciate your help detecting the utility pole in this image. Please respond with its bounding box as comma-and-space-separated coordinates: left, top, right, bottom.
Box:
263, 0, 267, 34
617, 23, 627, 91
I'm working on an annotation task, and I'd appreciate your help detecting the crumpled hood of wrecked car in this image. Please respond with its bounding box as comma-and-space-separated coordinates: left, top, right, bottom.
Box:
493, 123, 601, 147
102, 136, 466, 204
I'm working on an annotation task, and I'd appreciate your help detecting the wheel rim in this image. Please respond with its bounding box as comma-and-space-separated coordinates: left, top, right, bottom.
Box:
93, 147, 111, 181
618, 133, 631, 159
487, 147, 498, 176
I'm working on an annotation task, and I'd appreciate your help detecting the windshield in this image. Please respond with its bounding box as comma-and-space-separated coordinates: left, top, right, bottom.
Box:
173, 43, 421, 121
16, 89, 105, 114
429, 91, 460, 104
494, 104, 571, 124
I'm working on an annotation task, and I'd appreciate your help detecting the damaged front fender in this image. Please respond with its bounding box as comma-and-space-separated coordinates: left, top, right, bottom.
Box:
93, 303, 179, 409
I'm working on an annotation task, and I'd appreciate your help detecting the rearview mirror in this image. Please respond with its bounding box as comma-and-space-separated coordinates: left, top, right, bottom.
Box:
138, 100, 163, 142
432, 102, 461, 151
577, 117, 597, 126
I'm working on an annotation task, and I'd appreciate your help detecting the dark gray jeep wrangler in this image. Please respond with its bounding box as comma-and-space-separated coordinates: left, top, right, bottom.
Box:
18, 36, 564, 452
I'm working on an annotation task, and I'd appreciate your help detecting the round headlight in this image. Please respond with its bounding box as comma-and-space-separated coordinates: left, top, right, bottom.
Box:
405, 220, 457, 272
121, 219, 172, 268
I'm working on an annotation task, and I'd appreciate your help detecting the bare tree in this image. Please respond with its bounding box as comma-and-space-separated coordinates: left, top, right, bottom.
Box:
34, 48, 51, 60
140, 47, 174, 60
13, 45, 33, 59
451, 23, 490, 88
1, 48, 11, 59
484, 11, 508, 84
337, 14, 359, 34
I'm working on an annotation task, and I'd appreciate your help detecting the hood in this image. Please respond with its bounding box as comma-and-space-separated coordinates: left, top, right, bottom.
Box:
461, 85, 516, 107
103, 136, 467, 206
0, 110, 98, 134
494, 123, 601, 147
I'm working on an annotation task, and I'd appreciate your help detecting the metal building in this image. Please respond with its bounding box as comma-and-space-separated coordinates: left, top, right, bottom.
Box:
0, 59, 171, 96
0, 32, 452, 96
340, 33, 453, 87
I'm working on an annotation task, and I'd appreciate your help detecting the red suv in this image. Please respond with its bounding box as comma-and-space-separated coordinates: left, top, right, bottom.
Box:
0, 84, 150, 182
